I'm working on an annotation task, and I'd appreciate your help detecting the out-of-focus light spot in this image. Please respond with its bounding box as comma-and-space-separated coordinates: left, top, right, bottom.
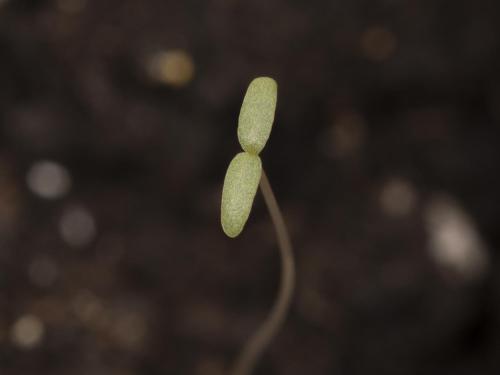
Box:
379, 178, 417, 217
146, 49, 195, 87
59, 206, 96, 248
361, 27, 397, 62
111, 311, 147, 349
56, 0, 86, 14
425, 195, 489, 281
28, 255, 58, 288
26, 160, 71, 199
72, 290, 103, 323
322, 111, 365, 159
10, 314, 45, 349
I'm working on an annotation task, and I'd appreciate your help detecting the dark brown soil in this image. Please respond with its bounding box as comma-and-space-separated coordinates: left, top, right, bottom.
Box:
1, 1, 500, 374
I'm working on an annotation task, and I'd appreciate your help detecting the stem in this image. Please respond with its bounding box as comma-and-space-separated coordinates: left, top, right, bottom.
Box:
231, 169, 296, 375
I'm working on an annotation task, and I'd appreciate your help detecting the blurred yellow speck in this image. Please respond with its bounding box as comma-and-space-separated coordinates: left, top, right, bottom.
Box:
146, 49, 195, 87
57, 0, 86, 14
10, 314, 45, 349
360, 27, 397, 62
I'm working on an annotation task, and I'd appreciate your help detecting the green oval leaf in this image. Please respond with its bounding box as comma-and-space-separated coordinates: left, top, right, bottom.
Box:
221, 152, 262, 238
237, 77, 277, 155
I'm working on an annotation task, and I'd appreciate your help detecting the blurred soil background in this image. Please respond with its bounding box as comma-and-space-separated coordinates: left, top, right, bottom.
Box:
1, 0, 500, 374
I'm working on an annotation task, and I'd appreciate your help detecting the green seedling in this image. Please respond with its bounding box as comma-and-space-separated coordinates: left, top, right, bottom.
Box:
237, 77, 278, 155
221, 152, 262, 238
221, 77, 295, 375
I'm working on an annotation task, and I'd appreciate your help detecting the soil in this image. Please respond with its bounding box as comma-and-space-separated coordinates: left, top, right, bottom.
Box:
1, 1, 500, 374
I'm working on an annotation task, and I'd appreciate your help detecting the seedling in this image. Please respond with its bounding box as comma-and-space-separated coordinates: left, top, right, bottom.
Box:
221, 77, 295, 375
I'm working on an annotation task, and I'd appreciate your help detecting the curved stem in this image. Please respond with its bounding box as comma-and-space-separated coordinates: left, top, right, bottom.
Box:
231, 169, 296, 375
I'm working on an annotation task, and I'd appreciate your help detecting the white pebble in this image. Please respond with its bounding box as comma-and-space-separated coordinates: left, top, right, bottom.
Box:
425, 195, 488, 280
59, 206, 96, 248
26, 160, 71, 199
10, 314, 45, 349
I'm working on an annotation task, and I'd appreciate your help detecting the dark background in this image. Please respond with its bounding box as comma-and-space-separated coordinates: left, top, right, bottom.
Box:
1, 0, 500, 374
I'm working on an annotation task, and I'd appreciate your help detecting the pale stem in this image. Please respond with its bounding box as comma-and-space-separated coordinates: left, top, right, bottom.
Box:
230, 169, 296, 375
